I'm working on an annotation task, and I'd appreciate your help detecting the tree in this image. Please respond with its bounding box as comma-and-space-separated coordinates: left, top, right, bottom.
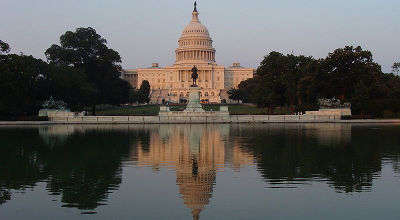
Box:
45, 27, 130, 115
320, 46, 381, 101
351, 80, 369, 115
0, 53, 94, 117
137, 80, 150, 104
254, 52, 286, 111
252, 52, 317, 112
237, 78, 258, 103
393, 62, 400, 76
227, 88, 243, 104
45, 64, 96, 110
129, 88, 138, 103
0, 40, 10, 54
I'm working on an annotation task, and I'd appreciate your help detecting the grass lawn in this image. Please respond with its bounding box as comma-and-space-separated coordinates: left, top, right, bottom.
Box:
94, 104, 293, 116
96, 105, 160, 116
228, 105, 267, 115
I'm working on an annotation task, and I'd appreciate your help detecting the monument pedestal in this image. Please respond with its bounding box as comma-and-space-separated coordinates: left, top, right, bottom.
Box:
184, 86, 205, 112
158, 85, 229, 120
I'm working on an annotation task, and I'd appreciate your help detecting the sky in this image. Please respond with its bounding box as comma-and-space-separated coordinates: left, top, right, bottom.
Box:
1, 0, 399, 72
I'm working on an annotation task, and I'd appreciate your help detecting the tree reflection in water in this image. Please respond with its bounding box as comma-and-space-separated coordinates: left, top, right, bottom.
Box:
229, 124, 400, 192
0, 124, 400, 217
0, 126, 138, 211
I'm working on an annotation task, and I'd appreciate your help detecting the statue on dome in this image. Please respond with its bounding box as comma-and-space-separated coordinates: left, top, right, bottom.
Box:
191, 65, 199, 87
194, 1, 198, 12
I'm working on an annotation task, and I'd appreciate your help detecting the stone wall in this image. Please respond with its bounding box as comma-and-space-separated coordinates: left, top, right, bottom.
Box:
306, 109, 352, 116
49, 115, 341, 124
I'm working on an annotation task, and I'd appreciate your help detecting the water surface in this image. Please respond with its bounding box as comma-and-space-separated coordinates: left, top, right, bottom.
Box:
1, 124, 400, 219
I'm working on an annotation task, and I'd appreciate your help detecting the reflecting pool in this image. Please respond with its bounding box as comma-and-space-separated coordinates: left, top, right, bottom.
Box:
1, 124, 400, 219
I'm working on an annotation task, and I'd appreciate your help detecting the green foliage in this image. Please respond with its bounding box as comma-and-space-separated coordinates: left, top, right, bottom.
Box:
45, 27, 130, 114
0, 40, 10, 54
202, 104, 220, 111
129, 88, 138, 103
0, 54, 47, 116
393, 62, 400, 76
0, 54, 94, 117
237, 46, 400, 116
96, 105, 160, 116
320, 46, 382, 100
228, 105, 268, 115
250, 51, 316, 113
227, 88, 242, 104
351, 81, 369, 115
364, 99, 400, 117
137, 80, 151, 104
237, 78, 258, 103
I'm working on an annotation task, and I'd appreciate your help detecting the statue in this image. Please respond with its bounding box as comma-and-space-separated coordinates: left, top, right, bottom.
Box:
42, 96, 68, 110
191, 65, 198, 87
38, 96, 71, 117
318, 97, 351, 109
194, 1, 197, 12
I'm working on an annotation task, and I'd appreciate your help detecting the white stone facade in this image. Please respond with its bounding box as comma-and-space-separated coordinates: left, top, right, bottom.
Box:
121, 5, 254, 104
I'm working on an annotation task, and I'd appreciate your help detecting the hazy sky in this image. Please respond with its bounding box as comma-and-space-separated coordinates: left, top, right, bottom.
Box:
1, 0, 399, 72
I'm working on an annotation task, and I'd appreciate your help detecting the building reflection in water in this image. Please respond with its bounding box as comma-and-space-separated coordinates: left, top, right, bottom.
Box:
133, 124, 254, 219
34, 123, 355, 218
4, 123, 400, 217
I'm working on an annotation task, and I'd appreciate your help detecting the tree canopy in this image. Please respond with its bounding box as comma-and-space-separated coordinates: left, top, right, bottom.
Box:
45, 27, 131, 114
137, 80, 151, 104
236, 46, 400, 117
0, 40, 10, 54
0, 28, 132, 118
227, 88, 243, 104
0, 54, 93, 117
393, 62, 400, 76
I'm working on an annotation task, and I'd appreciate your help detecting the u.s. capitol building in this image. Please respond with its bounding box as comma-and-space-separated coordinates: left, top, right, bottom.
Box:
121, 3, 254, 104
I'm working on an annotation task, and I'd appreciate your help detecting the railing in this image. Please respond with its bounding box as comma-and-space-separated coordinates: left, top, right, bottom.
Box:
49, 115, 341, 124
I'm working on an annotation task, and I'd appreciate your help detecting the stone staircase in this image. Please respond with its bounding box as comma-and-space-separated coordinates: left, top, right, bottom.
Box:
149, 89, 170, 104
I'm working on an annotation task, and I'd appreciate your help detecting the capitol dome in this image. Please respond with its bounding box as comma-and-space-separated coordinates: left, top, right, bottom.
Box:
175, 3, 216, 65
181, 15, 210, 38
